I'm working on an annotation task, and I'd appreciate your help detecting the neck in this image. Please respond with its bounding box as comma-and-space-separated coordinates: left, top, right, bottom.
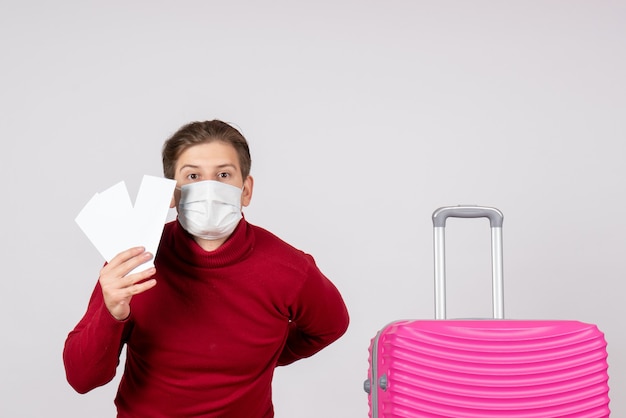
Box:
194, 236, 229, 252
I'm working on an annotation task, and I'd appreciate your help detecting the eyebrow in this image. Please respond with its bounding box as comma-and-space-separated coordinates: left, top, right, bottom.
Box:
178, 163, 238, 173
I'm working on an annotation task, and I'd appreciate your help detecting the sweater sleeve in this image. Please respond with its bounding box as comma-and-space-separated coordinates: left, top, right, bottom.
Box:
63, 280, 131, 394
277, 257, 349, 366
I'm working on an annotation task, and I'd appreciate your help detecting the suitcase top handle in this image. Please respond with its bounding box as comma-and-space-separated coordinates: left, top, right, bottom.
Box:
432, 205, 504, 228
432, 205, 505, 320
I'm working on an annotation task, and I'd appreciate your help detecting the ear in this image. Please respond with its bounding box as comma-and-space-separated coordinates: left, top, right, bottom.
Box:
170, 186, 180, 209
241, 176, 254, 207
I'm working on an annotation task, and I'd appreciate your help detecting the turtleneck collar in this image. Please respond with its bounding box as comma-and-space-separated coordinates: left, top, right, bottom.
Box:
162, 217, 255, 269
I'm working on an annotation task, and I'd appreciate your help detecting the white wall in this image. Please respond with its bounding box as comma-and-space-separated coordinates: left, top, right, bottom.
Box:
1, 1, 624, 416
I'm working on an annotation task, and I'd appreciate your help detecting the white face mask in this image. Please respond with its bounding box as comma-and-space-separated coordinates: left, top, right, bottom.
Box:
176, 180, 243, 240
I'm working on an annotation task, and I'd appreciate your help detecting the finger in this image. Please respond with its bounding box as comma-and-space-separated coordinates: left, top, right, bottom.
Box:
109, 246, 147, 266
122, 266, 157, 288
120, 251, 154, 278
123, 277, 157, 298
100, 247, 147, 277
104, 250, 154, 281
102, 269, 157, 317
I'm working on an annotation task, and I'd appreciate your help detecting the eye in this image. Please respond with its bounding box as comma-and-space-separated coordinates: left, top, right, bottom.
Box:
217, 172, 230, 179
186, 173, 199, 180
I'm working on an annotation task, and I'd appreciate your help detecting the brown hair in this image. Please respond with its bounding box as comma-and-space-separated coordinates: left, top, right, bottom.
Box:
162, 120, 252, 180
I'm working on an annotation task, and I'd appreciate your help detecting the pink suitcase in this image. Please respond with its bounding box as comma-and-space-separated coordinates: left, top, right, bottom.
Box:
365, 206, 610, 417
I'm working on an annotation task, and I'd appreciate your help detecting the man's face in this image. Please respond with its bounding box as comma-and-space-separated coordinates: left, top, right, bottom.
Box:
170, 141, 253, 210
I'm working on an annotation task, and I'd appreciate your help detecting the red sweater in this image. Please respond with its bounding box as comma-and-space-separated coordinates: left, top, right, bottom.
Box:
63, 219, 349, 417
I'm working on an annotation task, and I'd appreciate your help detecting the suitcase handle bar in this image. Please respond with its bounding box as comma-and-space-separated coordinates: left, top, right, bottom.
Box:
433, 206, 503, 228
432, 205, 504, 320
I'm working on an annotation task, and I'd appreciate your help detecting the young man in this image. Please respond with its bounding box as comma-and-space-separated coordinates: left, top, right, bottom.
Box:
63, 120, 350, 417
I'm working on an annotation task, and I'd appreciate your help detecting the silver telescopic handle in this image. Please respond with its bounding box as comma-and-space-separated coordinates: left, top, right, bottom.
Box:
432, 206, 504, 320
